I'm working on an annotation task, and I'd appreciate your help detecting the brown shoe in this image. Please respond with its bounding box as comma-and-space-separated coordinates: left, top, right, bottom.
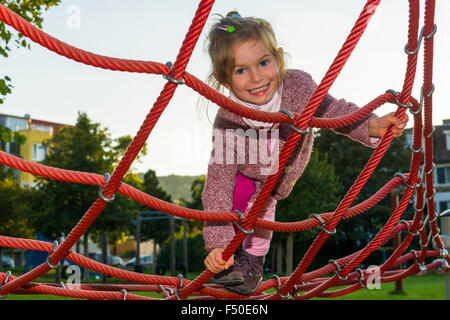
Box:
224, 251, 264, 295
209, 257, 244, 286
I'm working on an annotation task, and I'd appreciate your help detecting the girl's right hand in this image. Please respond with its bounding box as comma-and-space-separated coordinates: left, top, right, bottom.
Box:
204, 248, 234, 273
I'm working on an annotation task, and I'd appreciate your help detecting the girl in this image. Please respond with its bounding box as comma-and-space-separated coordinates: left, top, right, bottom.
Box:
202, 12, 408, 295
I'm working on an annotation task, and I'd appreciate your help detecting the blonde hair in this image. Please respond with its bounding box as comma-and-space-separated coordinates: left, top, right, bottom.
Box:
206, 11, 286, 92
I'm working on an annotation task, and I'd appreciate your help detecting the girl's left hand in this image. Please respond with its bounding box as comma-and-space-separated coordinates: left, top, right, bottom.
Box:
369, 112, 409, 138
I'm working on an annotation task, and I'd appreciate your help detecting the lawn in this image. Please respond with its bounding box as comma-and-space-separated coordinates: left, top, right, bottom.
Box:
2, 270, 446, 300
312, 272, 446, 300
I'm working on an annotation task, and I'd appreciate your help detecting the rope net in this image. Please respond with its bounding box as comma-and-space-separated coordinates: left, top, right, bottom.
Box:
0, 0, 448, 300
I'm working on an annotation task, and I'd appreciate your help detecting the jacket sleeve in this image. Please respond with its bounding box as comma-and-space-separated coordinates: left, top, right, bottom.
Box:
202, 110, 239, 251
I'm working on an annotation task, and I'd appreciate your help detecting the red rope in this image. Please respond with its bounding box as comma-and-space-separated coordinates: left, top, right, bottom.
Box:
0, 0, 447, 300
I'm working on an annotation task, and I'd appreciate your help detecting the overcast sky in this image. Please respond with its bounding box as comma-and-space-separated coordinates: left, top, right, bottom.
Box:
1, 0, 449, 176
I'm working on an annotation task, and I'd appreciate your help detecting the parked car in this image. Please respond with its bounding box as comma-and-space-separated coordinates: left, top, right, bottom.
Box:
124, 255, 153, 269
1, 255, 15, 268
92, 252, 124, 268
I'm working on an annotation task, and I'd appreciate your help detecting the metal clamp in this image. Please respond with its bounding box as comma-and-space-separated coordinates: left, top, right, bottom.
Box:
233, 210, 254, 235
175, 274, 184, 300
436, 259, 450, 272
425, 162, 436, 176
0, 271, 11, 299
355, 268, 368, 289
309, 213, 336, 235
414, 200, 426, 213
121, 289, 127, 301
424, 24, 438, 40
158, 285, 174, 297
410, 143, 423, 154
272, 275, 290, 299
46, 240, 61, 269
163, 61, 185, 85
328, 259, 348, 281
439, 248, 449, 259
398, 220, 419, 237
99, 173, 116, 203
385, 89, 413, 109
278, 109, 310, 135
411, 250, 428, 275
426, 188, 436, 201
404, 27, 425, 55
394, 172, 422, 189
424, 126, 435, 139
417, 214, 428, 232
403, 24, 437, 56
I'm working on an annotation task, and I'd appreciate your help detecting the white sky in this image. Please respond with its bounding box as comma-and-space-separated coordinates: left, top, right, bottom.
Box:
1, 0, 449, 176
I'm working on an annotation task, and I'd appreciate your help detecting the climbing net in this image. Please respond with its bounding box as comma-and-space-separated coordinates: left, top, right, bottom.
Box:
0, 0, 449, 300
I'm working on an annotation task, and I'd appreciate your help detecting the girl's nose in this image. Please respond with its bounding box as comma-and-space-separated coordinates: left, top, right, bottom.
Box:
249, 69, 262, 82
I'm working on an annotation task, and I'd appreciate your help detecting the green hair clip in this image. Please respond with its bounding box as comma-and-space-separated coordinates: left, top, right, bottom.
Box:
217, 24, 235, 33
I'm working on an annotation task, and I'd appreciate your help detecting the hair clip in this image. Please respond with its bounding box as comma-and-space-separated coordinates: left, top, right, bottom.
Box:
232, 13, 241, 18
217, 25, 235, 33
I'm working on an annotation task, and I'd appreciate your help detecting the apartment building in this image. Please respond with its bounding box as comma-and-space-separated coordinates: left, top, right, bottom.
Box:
405, 119, 450, 214
0, 113, 67, 186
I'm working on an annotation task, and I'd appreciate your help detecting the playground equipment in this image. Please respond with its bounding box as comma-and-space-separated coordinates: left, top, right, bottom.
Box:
0, 0, 448, 300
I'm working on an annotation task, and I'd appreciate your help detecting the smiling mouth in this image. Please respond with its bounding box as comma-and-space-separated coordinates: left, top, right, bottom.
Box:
249, 84, 269, 95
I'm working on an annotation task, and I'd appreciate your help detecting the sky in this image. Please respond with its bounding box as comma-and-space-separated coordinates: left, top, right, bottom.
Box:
1, 0, 449, 177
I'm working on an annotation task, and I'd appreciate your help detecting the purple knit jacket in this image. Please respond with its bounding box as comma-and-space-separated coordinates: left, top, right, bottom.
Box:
202, 69, 379, 250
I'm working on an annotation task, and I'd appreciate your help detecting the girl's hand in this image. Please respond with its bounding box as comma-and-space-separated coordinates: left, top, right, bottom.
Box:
369, 112, 409, 138
204, 248, 234, 273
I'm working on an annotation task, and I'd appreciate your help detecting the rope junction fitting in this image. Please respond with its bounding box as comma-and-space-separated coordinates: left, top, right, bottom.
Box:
0, 0, 448, 300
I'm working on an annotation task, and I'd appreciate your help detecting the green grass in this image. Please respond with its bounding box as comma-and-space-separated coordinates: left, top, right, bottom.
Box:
2, 270, 446, 300
311, 272, 446, 300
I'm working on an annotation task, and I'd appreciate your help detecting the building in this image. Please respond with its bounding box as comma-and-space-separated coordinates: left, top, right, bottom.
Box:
0, 113, 68, 186
405, 119, 450, 214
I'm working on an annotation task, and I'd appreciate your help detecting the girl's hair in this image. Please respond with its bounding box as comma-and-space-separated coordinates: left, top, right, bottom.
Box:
206, 11, 286, 92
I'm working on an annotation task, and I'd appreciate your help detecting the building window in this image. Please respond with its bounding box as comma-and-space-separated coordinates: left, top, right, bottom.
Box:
30, 124, 53, 134
446, 132, 450, 150
440, 201, 450, 214
32, 143, 47, 162
9, 142, 21, 157
5, 117, 28, 132
437, 166, 450, 185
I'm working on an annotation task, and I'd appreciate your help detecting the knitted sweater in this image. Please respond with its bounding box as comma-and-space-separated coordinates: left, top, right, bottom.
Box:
202, 69, 379, 250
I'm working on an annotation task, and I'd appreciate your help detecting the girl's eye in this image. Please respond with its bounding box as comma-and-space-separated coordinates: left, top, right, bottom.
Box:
259, 59, 270, 67
235, 68, 246, 75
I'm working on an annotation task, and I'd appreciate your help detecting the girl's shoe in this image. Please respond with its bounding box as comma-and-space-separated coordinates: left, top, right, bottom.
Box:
209, 257, 244, 286
224, 251, 264, 295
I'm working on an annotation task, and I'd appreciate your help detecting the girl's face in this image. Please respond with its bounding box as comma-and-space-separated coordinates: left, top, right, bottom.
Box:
224, 40, 280, 106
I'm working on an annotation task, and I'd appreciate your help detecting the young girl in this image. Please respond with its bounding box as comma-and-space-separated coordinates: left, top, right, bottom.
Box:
202, 11, 408, 295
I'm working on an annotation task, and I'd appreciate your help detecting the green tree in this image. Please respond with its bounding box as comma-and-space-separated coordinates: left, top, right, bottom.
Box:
0, 0, 61, 104
33, 112, 144, 255
0, 178, 36, 271
138, 169, 173, 245
158, 175, 208, 272
0, 1, 61, 162
313, 128, 412, 266
273, 149, 342, 271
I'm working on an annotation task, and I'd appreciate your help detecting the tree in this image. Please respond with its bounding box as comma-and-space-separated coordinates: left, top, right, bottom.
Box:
0, 178, 36, 272
138, 169, 173, 244
179, 175, 205, 233
0, 0, 61, 104
0, 1, 61, 164
158, 175, 208, 272
313, 128, 413, 266
274, 149, 342, 272
33, 112, 144, 258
